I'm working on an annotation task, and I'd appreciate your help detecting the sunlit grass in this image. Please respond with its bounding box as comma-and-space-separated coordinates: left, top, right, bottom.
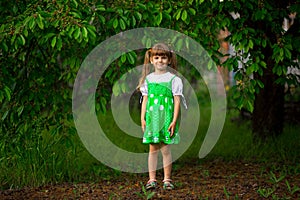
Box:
0, 99, 299, 189
206, 109, 300, 163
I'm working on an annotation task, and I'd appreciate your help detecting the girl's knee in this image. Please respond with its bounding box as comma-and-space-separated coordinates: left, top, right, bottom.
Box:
149, 144, 160, 153
160, 145, 171, 156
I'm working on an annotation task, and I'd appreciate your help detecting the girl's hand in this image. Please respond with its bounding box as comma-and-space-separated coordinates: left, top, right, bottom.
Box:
141, 119, 146, 132
168, 121, 176, 137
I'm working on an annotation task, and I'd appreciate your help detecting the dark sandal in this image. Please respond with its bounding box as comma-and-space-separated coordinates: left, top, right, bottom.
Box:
163, 179, 174, 190
146, 179, 157, 190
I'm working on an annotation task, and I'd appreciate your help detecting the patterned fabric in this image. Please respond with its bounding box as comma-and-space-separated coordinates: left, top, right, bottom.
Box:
142, 76, 180, 144
140, 72, 187, 109
140, 72, 183, 96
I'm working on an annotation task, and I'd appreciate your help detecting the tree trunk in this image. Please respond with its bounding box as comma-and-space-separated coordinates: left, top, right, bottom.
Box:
252, 65, 285, 140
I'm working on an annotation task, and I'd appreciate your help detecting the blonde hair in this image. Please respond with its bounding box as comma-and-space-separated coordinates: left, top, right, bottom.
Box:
137, 43, 177, 90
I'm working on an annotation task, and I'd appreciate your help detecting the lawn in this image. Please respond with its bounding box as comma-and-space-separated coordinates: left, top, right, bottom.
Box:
0, 103, 299, 199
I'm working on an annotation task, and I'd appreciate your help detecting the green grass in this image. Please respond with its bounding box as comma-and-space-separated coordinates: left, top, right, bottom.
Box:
206, 111, 300, 162
0, 101, 299, 190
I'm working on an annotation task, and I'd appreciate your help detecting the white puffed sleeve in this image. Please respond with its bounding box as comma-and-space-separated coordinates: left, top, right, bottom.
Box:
172, 77, 183, 96
140, 81, 148, 96
172, 77, 188, 109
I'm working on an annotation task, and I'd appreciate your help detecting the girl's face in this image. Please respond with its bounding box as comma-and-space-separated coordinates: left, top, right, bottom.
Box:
150, 55, 170, 72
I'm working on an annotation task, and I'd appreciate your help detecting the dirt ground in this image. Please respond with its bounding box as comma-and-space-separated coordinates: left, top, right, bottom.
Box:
1, 160, 299, 199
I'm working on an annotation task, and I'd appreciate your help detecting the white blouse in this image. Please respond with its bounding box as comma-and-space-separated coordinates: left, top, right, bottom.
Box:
140, 72, 187, 109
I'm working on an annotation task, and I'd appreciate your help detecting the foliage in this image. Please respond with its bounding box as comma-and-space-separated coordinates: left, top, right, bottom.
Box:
0, 0, 299, 188
221, 0, 300, 112
1, 101, 299, 189
1, 0, 299, 139
135, 182, 155, 200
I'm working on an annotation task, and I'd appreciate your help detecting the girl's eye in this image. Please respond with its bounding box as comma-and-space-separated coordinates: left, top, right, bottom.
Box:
153, 56, 168, 60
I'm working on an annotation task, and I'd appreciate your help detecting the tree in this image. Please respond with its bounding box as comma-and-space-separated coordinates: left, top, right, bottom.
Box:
0, 0, 299, 143
221, 0, 299, 139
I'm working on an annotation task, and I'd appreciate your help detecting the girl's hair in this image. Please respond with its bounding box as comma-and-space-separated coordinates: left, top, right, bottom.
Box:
137, 43, 177, 90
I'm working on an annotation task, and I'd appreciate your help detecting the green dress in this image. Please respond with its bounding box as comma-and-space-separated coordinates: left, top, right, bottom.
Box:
142, 76, 180, 144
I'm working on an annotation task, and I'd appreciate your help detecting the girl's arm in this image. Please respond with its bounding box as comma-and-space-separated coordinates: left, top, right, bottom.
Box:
141, 95, 148, 132
168, 95, 180, 136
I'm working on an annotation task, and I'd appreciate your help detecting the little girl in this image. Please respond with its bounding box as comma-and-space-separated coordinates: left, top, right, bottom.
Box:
137, 43, 184, 190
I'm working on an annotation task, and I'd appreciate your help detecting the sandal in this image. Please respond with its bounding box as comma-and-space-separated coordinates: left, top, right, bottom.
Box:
145, 179, 157, 190
163, 179, 174, 190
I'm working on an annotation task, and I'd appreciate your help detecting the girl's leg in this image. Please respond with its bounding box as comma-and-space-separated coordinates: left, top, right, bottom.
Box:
148, 144, 160, 180
160, 143, 172, 180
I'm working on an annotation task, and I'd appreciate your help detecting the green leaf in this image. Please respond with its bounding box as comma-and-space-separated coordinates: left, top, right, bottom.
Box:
4, 86, 11, 101
163, 11, 171, 21
52, 20, 60, 28
19, 34, 25, 45
175, 38, 184, 51
131, 15, 136, 27
113, 18, 118, 29
69, 11, 81, 19
246, 100, 254, 113
98, 15, 106, 24
100, 97, 107, 113
121, 54, 126, 63
279, 48, 284, 57
86, 26, 96, 39
121, 83, 127, 93
73, 27, 81, 39
260, 61, 267, 68
12, 36, 17, 49
207, 59, 213, 70
17, 105, 24, 117
127, 52, 135, 64
82, 27, 88, 38
189, 8, 196, 15
23, 28, 28, 37
175, 9, 181, 20
234, 71, 243, 81
67, 26, 75, 38
96, 4, 106, 11
113, 82, 120, 96
181, 10, 188, 21
156, 12, 163, 25
28, 17, 35, 30
119, 18, 126, 30
1, 41, 8, 52
284, 47, 291, 59
51, 36, 56, 48
2, 110, 9, 120
137, 3, 147, 10
232, 87, 240, 99
57, 36, 63, 50
248, 39, 253, 49
72, 0, 78, 8
272, 65, 282, 76
146, 38, 152, 48
237, 96, 244, 110
16, 36, 22, 46
134, 12, 142, 21
258, 68, 263, 76
37, 14, 44, 29
256, 80, 264, 88
0, 24, 5, 32
246, 65, 253, 75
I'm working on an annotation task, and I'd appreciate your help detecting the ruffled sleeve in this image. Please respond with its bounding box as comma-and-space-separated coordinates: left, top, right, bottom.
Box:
172, 77, 188, 109
140, 81, 148, 96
